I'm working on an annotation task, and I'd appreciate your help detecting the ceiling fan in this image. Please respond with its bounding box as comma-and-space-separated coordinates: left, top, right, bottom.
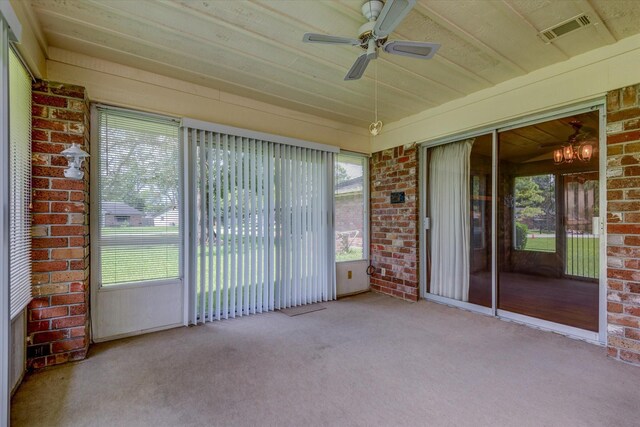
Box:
539, 120, 597, 148
302, 0, 441, 81
538, 120, 597, 164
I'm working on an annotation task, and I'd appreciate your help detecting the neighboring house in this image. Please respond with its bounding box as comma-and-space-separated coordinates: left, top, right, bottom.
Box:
154, 207, 179, 227
102, 201, 144, 227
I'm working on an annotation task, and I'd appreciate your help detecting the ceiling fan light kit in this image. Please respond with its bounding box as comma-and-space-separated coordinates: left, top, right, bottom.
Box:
552, 120, 595, 165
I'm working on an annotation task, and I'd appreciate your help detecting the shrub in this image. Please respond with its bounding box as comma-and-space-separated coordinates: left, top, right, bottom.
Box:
515, 222, 528, 250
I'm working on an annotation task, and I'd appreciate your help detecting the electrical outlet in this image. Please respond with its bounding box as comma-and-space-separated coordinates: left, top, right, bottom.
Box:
381, 268, 386, 276
347, 270, 352, 279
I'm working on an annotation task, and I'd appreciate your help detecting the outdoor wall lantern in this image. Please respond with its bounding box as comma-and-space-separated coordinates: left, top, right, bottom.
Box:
61, 143, 89, 180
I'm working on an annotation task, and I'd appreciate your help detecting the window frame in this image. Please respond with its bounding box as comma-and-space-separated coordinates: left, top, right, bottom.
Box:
334, 150, 369, 263
90, 104, 183, 290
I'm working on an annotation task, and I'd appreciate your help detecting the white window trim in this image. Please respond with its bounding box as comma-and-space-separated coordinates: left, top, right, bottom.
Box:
90, 104, 183, 291
336, 150, 370, 263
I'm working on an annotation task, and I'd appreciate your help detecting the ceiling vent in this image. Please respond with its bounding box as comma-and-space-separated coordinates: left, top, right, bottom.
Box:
538, 14, 592, 43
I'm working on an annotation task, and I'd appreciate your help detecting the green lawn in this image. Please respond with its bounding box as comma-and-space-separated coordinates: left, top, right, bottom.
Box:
101, 245, 180, 284
102, 240, 355, 286
336, 248, 364, 262
524, 237, 556, 252
523, 236, 600, 278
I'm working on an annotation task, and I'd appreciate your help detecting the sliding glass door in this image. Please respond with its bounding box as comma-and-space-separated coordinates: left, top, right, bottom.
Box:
497, 111, 600, 332
184, 122, 337, 324
421, 107, 604, 340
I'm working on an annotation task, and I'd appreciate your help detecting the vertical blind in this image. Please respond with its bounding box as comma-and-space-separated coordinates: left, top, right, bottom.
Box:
96, 106, 181, 286
185, 124, 336, 323
8, 48, 31, 319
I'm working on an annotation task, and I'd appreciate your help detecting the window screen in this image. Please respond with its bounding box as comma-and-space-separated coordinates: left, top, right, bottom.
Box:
96, 107, 181, 286
9, 48, 32, 319
334, 153, 368, 262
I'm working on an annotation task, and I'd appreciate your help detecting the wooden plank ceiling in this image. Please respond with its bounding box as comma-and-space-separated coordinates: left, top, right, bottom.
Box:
28, 0, 640, 127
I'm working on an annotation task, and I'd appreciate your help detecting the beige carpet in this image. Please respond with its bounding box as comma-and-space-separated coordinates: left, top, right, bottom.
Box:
11, 292, 640, 427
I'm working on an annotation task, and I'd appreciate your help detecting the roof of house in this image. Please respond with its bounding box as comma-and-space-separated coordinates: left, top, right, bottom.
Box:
102, 201, 144, 216
335, 176, 363, 195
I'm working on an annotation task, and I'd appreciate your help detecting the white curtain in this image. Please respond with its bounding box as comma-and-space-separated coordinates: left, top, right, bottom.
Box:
429, 138, 474, 301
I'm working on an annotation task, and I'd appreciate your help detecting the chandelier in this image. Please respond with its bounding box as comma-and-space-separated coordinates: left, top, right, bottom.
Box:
553, 120, 594, 164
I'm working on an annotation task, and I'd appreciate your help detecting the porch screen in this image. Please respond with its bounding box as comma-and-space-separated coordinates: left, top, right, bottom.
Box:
184, 121, 337, 323
95, 106, 181, 286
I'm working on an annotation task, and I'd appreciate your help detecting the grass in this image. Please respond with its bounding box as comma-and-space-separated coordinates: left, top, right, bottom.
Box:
101, 245, 180, 284
523, 236, 600, 278
336, 248, 364, 262
101, 240, 362, 286
524, 236, 556, 252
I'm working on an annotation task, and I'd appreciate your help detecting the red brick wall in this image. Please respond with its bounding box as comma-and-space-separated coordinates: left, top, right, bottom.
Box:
606, 84, 640, 365
28, 81, 90, 369
369, 143, 419, 301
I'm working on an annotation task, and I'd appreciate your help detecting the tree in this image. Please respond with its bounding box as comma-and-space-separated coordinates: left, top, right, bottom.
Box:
531, 174, 556, 231
335, 163, 351, 185
514, 176, 544, 220
101, 126, 179, 217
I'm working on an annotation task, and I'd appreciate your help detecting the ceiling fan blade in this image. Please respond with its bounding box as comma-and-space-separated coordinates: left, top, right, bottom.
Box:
344, 53, 371, 81
539, 142, 564, 148
383, 40, 440, 59
303, 33, 361, 46
373, 0, 416, 39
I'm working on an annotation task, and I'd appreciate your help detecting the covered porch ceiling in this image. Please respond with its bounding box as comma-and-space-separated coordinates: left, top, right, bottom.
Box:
27, 0, 640, 127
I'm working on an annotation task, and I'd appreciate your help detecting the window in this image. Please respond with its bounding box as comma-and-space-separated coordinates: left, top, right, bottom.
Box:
513, 174, 556, 252
335, 153, 368, 262
8, 48, 32, 319
95, 107, 181, 286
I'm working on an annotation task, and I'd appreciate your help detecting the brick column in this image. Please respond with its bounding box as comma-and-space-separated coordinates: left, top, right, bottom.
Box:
606, 84, 640, 366
27, 81, 90, 369
369, 143, 419, 301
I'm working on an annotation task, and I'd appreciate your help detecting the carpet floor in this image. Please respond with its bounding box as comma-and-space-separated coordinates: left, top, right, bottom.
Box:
10, 292, 640, 427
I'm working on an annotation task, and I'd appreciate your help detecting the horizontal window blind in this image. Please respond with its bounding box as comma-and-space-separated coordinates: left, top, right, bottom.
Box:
96, 107, 181, 286
9, 48, 31, 319
186, 126, 336, 323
